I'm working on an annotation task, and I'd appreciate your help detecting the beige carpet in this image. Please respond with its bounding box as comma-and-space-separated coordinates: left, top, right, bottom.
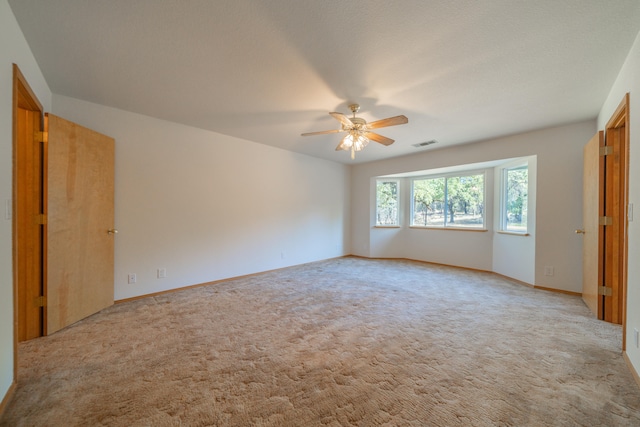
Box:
2, 257, 640, 426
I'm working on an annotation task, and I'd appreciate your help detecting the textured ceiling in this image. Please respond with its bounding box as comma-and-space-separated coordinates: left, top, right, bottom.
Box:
8, 0, 640, 164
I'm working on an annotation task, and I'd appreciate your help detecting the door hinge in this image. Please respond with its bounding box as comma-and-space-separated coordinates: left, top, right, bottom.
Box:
36, 214, 47, 225
600, 146, 613, 156
34, 131, 48, 143
598, 286, 613, 297
35, 296, 47, 307
599, 216, 613, 226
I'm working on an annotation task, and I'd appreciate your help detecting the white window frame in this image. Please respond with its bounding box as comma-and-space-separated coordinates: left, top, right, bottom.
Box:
375, 179, 400, 227
500, 164, 529, 234
410, 171, 486, 229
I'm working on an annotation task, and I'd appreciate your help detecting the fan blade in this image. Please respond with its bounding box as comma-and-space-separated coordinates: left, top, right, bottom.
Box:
301, 129, 344, 136
329, 112, 354, 128
335, 136, 349, 151
367, 115, 408, 129
365, 132, 394, 146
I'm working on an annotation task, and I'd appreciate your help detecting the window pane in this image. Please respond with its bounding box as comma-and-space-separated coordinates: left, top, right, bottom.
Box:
505, 168, 528, 232
376, 181, 399, 226
445, 174, 484, 228
412, 177, 445, 226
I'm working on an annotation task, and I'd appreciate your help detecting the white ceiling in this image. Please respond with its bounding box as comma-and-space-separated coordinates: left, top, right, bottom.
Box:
8, 0, 640, 164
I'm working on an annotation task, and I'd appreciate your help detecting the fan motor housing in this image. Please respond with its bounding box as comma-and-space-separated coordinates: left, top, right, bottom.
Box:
348, 117, 367, 129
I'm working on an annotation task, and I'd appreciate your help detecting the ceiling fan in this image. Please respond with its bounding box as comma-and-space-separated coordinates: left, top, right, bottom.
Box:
301, 104, 408, 159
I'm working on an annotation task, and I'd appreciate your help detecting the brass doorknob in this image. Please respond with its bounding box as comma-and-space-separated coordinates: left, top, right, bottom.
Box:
107, 229, 118, 235
575, 229, 585, 234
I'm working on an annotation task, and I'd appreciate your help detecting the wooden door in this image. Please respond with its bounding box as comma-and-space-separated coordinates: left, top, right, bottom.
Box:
581, 94, 629, 334
581, 131, 603, 317
45, 113, 115, 334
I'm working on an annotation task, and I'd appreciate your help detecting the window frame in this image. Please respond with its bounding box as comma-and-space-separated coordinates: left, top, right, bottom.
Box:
375, 179, 401, 227
410, 170, 486, 230
500, 164, 529, 234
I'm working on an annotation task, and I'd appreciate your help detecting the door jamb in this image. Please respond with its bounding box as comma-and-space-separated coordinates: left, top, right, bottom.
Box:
12, 64, 44, 379
604, 93, 630, 349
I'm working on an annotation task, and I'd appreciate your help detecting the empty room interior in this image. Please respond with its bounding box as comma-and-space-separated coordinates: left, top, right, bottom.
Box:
2, 1, 640, 425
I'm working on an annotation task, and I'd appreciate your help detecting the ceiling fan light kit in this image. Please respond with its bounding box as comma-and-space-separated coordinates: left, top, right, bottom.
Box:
302, 104, 408, 159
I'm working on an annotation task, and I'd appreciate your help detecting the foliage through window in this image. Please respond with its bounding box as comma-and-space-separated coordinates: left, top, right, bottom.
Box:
502, 166, 528, 232
376, 180, 399, 226
411, 173, 484, 228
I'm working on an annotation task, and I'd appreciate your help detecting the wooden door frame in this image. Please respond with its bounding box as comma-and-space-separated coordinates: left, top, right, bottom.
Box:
603, 93, 629, 348
12, 64, 44, 379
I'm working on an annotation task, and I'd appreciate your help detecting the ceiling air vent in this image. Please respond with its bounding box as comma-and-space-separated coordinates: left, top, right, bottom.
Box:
412, 140, 438, 148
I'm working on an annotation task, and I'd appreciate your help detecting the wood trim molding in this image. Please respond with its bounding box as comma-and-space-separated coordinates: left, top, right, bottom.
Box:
117, 255, 584, 308
366, 256, 582, 297
348, 256, 495, 274
623, 352, 640, 390
603, 92, 630, 344
116, 256, 347, 304
533, 285, 581, 297
0, 381, 17, 420
492, 271, 535, 288
12, 64, 44, 383
13, 64, 43, 112
115, 276, 255, 304
606, 93, 630, 129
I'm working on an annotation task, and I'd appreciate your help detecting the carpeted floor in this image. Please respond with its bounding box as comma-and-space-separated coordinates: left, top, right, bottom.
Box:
2, 257, 640, 426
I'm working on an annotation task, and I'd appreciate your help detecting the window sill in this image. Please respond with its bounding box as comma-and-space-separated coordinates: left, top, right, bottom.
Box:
409, 226, 488, 232
374, 225, 401, 229
497, 230, 530, 236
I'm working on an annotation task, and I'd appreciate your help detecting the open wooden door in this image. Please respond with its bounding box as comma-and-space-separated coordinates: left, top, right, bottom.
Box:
580, 94, 629, 336
45, 114, 115, 334
580, 131, 604, 316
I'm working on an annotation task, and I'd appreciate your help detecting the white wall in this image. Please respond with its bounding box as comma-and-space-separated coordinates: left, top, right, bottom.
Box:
598, 30, 640, 377
368, 169, 495, 271
351, 120, 595, 292
0, 0, 52, 406
492, 156, 537, 284
52, 95, 350, 300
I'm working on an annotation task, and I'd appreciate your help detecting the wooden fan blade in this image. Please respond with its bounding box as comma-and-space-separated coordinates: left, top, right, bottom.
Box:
329, 112, 354, 128
367, 115, 408, 129
301, 129, 344, 137
365, 132, 394, 146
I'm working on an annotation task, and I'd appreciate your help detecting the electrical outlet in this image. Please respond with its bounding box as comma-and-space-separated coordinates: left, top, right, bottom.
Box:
281, 251, 286, 259
128, 273, 136, 284
544, 266, 554, 276
634, 328, 639, 348
158, 268, 167, 279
